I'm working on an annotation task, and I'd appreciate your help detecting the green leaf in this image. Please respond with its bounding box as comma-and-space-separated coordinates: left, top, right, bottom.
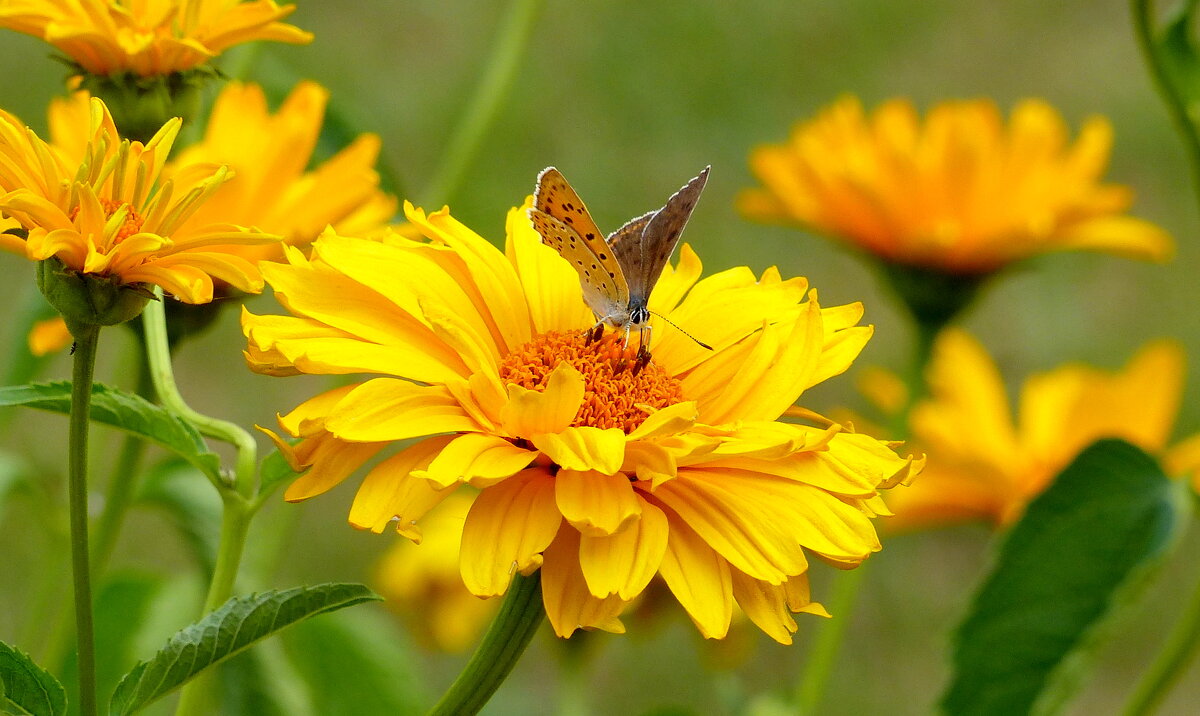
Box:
942, 439, 1189, 715
0, 640, 66, 716
108, 583, 381, 716
137, 460, 221, 574
281, 607, 429, 715
0, 382, 220, 480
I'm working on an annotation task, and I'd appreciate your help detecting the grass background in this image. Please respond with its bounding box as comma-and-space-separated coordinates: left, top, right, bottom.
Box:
2, 0, 1200, 713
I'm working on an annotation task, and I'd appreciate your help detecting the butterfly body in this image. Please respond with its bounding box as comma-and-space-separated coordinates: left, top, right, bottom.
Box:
528, 166, 710, 355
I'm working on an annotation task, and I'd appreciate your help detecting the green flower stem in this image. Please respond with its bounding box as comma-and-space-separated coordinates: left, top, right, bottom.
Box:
1123, 515, 1200, 715
90, 340, 153, 573
430, 572, 546, 716
1131, 0, 1200, 211
890, 314, 942, 439
420, 0, 543, 207
67, 322, 101, 716
142, 294, 257, 497
795, 563, 868, 714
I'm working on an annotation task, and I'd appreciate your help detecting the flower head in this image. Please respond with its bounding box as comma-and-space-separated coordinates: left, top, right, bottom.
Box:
883, 329, 1188, 529
739, 96, 1172, 274
0, 96, 277, 304
0, 0, 312, 77
245, 200, 920, 644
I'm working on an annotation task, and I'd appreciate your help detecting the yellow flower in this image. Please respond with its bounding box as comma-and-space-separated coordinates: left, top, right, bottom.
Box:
0, 0, 312, 77
28, 317, 74, 355
885, 329, 1187, 529
373, 490, 498, 652
162, 80, 398, 263
0, 96, 276, 304
739, 96, 1173, 274
244, 200, 921, 644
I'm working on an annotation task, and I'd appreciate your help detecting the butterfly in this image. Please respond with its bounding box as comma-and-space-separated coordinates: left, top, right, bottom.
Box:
528, 166, 711, 366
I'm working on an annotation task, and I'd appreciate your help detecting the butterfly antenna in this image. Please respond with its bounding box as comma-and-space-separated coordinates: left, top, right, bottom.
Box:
648, 310, 713, 351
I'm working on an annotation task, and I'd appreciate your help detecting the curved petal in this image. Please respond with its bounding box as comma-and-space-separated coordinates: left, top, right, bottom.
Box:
540, 527, 628, 637
579, 497, 668, 599
532, 426, 626, 475
460, 468, 561, 597
655, 502, 733, 639
347, 436, 455, 533
324, 378, 479, 442
415, 432, 538, 488
555, 469, 641, 536
500, 362, 584, 437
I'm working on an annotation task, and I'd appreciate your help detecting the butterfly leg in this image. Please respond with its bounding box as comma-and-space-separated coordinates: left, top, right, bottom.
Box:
631, 325, 653, 375
584, 322, 605, 345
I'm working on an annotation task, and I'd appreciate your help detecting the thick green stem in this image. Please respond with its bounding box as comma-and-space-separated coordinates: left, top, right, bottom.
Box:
1131, 0, 1200, 213
429, 572, 545, 716
90, 340, 153, 573
420, 0, 543, 207
67, 323, 101, 716
795, 564, 869, 714
1123, 553, 1200, 715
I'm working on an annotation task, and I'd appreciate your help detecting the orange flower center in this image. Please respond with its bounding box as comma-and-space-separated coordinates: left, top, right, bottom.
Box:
69, 198, 144, 242
500, 329, 685, 433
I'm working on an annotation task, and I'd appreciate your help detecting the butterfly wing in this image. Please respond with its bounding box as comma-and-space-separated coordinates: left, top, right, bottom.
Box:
627, 167, 710, 304
528, 207, 630, 323
534, 167, 607, 247
606, 210, 656, 283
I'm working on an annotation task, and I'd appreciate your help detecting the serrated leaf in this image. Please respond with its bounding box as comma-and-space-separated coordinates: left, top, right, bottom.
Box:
137, 460, 221, 574
281, 607, 428, 715
0, 382, 220, 480
0, 640, 66, 716
108, 583, 381, 716
942, 439, 1189, 715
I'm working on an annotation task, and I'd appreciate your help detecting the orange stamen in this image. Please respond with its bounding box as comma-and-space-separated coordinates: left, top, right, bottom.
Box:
500, 329, 685, 433
69, 198, 143, 242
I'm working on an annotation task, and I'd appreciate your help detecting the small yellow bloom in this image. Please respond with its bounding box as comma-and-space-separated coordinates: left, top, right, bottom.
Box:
0, 97, 277, 304
739, 96, 1173, 274
28, 317, 74, 355
244, 200, 921, 644
886, 329, 1188, 529
373, 490, 497, 652
0, 0, 312, 77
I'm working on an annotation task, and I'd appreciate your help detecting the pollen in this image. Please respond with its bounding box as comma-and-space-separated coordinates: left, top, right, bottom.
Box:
499, 329, 685, 433
69, 198, 144, 243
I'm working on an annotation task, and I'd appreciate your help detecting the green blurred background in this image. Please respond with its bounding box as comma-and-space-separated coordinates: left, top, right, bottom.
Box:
2, 0, 1200, 713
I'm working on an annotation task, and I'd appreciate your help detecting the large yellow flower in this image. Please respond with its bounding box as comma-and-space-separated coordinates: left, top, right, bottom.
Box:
739, 96, 1173, 274
0, 96, 276, 303
0, 0, 312, 77
244, 200, 921, 644
884, 329, 1188, 529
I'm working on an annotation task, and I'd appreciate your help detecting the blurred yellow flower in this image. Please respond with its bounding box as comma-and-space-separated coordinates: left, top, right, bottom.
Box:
739, 96, 1173, 274
0, 97, 276, 304
373, 490, 497, 652
244, 201, 921, 644
885, 329, 1187, 529
28, 317, 74, 355
0, 0, 312, 77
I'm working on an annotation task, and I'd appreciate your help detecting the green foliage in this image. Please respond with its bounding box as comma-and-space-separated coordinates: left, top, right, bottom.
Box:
942, 439, 1190, 715
0, 640, 66, 716
107, 583, 381, 716
137, 460, 221, 574
0, 382, 220, 480
281, 608, 429, 715
256, 447, 300, 504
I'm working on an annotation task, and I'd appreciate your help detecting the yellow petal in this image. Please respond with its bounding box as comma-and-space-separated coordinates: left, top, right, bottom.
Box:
579, 497, 668, 599
500, 362, 584, 437
283, 434, 387, 502
347, 436, 455, 533
656, 506, 732, 639
625, 401, 698, 441
324, 379, 478, 442
532, 426, 626, 475
415, 432, 538, 488
554, 469, 642, 536
540, 527, 628, 637
459, 468, 561, 597
730, 568, 798, 645
623, 441, 678, 487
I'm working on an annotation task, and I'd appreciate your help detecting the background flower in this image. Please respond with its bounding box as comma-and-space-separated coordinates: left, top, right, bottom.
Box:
0, 0, 312, 77
244, 200, 920, 644
0, 96, 276, 304
739, 96, 1173, 275
883, 329, 1189, 529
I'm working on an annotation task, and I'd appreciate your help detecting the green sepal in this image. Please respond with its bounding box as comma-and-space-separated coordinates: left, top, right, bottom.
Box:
36, 257, 152, 334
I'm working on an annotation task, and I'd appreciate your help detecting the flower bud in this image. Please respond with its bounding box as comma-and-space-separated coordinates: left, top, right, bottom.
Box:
36, 257, 152, 334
